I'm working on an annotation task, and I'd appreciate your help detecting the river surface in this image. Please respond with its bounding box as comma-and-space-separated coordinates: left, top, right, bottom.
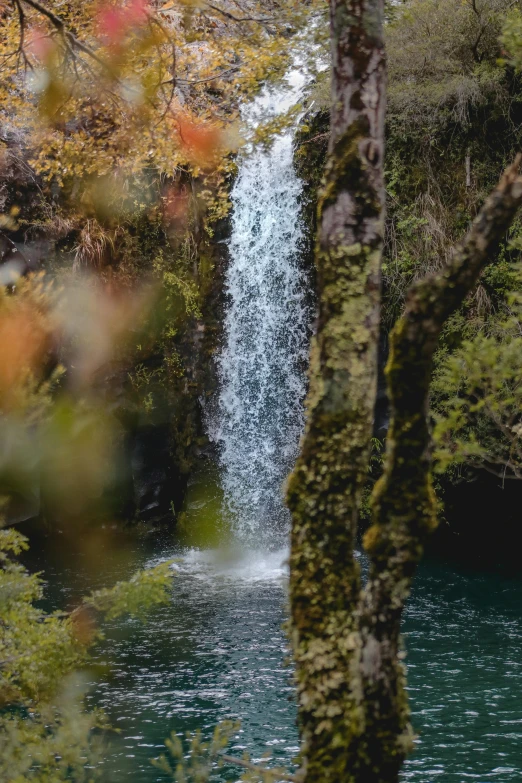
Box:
37, 511, 522, 783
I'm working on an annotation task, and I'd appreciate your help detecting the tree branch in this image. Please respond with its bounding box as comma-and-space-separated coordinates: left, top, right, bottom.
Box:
480, 462, 522, 480
166, 66, 241, 86
355, 156, 522, 776
16, 0, 116, 75
287, 0, 387, 781
205, 2, 274, 24
220, 755, 300, 782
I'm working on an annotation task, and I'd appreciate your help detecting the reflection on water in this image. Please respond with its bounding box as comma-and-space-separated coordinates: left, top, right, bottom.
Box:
404, 561, 522, 781
86, 546, 296, 782
79, 543, 522, 783
37, 524, 522, 783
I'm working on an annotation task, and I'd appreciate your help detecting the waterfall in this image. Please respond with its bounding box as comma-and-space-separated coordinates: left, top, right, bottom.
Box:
211, 71, 311, 547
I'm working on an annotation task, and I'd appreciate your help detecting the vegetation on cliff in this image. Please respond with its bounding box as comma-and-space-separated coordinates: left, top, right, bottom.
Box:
295, 0, 522, 503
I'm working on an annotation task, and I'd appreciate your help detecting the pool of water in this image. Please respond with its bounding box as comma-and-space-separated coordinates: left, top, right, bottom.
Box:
86, 546, 296, 782
403, 558, 522, 782
35, 529, 522, 783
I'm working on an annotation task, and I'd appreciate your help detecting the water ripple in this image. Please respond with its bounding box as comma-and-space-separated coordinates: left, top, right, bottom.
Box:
82, 549, 522, 783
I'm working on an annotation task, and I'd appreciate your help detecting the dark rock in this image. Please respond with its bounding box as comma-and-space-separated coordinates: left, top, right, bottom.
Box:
130, 423, 177, 525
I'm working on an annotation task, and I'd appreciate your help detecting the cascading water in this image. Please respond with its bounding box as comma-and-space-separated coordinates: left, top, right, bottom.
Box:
210, 71, 312, 546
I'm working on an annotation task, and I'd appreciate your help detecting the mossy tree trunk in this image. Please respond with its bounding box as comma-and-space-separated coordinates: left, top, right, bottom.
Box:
358, 158, 522, 781
287, 0, 522, 778
286, 0, 386, 781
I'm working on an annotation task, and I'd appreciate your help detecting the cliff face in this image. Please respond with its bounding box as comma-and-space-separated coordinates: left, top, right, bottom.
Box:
1, 134, 232, 528
114, 214, 230, 528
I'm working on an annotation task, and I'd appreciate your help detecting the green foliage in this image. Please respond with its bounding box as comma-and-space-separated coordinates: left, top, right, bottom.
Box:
0, 680, 104, 783
432, 313, 522, 481
85, 559, 174, 621
500, 8, 522, 71
383, 0, 522, 322
0, 523, 174, 782
386, 0, 512, 146
0, 531, 85, 704
382, 0, 522, 486
360, 438, 384, 521
153, 721, 296, 783
153, 722, 240, 783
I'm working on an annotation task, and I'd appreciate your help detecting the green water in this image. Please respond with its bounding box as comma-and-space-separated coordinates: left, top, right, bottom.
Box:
34, 472, 522, 782
37, 535, 522, 783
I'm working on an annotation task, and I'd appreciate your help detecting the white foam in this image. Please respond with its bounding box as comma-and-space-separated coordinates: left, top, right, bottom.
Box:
172, 545, 290, 583
208, 64, 313, 546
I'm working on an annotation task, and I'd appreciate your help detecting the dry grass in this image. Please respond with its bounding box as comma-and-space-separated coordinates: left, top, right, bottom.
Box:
384, 190, 459, 321
73, 220, 123, 270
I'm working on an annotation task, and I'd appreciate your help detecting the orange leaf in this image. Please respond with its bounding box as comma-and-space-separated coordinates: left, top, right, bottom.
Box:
97, 0, 149, 47
177, 115, 222, 166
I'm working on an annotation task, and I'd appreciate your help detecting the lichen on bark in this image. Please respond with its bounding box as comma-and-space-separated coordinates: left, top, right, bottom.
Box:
356, 158, 522, 781
286, 1, 386, 781
287, 0, 522, 778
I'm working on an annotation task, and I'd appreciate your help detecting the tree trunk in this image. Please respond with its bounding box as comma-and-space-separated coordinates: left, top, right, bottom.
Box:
287, 1, 522, 779
357, 157, 522, 781
286, 0, 386, 781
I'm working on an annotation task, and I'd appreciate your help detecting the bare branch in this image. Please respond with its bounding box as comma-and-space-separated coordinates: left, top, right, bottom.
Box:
173, 65, 242, 85
205, 2, 274, 24
220, 755, 300, 782
17, 0, 115, 75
